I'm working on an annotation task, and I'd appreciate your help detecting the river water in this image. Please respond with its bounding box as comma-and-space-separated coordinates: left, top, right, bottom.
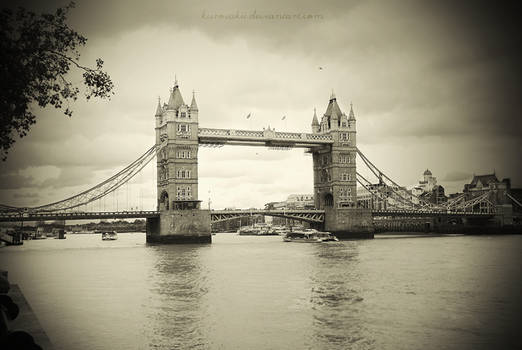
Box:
1, 233, 521, 350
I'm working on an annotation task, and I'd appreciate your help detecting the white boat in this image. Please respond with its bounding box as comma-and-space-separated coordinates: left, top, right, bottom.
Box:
283, 229, 339, 243
101, 231, 118, 241
237, 224, 278, 236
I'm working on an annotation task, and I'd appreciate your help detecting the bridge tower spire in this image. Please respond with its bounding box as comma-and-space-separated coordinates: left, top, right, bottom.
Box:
147, 79, 211, 244
311, 108, 319, 133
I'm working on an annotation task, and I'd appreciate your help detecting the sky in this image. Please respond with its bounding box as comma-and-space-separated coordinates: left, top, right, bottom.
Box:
1, 0, 521, 210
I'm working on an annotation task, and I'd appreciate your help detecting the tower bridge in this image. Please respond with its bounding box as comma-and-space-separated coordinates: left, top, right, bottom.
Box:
0, 78, 513, 243
150, 80, 368, 243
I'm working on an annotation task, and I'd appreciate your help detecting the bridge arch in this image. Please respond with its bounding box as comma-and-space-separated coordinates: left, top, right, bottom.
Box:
324, 193, 334, 207
159, 190, 169, 210
210, 210, 325, 225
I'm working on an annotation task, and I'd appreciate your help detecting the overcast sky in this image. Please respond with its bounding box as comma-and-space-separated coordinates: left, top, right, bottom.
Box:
1, 0, 521, 210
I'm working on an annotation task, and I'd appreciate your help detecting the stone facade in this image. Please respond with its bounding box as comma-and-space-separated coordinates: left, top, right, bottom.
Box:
311, 93, 373, 238
146, 210, 211, 244
155, 79, 200, 209
147, 79, 211, 244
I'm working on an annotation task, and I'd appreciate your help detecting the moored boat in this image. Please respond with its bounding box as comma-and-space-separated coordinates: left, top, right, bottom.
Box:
101, 231, 118, 240
237, 223, 279, 236
283, 229, 339, 243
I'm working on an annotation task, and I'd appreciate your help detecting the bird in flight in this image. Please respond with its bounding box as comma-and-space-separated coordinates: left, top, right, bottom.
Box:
319, 66, 324, 70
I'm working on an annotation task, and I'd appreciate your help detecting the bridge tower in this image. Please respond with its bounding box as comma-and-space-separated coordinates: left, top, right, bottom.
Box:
146, 79, 211, 243
311, 92, 374, 238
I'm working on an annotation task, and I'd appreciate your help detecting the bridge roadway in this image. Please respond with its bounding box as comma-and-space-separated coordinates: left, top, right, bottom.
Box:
371, 209, 494, 218
0, 209, 326, 223
0, 211, 160, 222
0, 208, 494, 223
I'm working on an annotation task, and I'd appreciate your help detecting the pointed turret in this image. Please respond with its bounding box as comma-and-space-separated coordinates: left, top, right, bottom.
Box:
190, 90, 198, 111
324, 90, 343, 122
155, 97, 162, 116
312, 108, 319, 133
348, 102, 356, 120
167, 77, 185, 110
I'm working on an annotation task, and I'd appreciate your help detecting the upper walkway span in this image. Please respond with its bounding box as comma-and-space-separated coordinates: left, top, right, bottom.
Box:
198, 127, 333, 148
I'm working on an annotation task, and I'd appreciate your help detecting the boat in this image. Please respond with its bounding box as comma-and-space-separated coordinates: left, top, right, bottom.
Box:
313, 231, 339, 242
272, 226, 290, 235
283, 229, 339, 243
101, 231, 118, 240
237, 226, 259, 235
237, 223, 279, 236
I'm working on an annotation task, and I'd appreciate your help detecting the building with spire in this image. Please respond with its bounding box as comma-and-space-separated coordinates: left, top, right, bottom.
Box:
149, 78, 210, 243
155, 78, 200, 210
311, 91, 357, 209
310, 92, 373, 237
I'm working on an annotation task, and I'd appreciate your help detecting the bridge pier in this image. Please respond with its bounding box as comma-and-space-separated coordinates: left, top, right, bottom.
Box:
495, 204, 513, 226
146, 209, 211, 244
324, 208, 374, 239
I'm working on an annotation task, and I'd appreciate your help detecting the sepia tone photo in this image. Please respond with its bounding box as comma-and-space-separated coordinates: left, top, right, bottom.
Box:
1, 0, 521, 349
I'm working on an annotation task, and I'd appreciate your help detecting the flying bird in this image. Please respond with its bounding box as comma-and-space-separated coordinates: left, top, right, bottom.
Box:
318, 66, 324, 70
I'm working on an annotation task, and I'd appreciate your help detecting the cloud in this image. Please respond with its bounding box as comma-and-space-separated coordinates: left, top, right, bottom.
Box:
0, 173, 36, 190
2, 0, 521, 210
443, 171, 472, 182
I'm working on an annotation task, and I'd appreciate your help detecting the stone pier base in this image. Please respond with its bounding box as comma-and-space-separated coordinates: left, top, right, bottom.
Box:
146, 209, 211, 244
333, 231, 375, 239
324, 208, 375, 239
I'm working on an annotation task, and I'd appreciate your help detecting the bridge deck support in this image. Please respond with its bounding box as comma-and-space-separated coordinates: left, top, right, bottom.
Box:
146, 209, 211, 244
324, 208, 374, 239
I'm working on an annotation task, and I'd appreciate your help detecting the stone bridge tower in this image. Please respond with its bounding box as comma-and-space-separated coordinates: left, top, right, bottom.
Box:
146, 79, 211, 243
311, 92, 374, 238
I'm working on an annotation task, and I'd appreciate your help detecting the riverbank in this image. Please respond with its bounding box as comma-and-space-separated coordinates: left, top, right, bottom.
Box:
4, 285, 54, 349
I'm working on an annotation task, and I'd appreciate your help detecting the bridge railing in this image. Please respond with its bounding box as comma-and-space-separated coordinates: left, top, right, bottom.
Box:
198, 128, 333, 144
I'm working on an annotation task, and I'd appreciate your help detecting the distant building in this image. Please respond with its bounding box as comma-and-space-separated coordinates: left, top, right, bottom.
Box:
406, 169, 440, 204
463, 173, 511, 205
286, 194, 314, 209
357, 182, 411, 210
264, 194, 314, 210
420, 185, 447, 205
417, 169, 437, 193
264, 201, 286, 210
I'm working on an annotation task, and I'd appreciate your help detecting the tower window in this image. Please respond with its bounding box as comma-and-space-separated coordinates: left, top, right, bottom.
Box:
322, 155, 328, 165
341, 173, 351, 181
180, 112, 186, 118
177, 124, 190, 132
177, 169, 191, 178
176, 150, 192, 158
339, 154, 351, 163
176, 186, 192, 200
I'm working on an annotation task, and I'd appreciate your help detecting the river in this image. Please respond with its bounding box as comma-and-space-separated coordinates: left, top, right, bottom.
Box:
1, 233, 521, 349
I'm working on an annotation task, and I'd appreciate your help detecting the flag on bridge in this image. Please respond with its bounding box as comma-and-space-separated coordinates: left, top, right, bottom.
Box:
281, 116, 286, 120
246, 113, 251, 119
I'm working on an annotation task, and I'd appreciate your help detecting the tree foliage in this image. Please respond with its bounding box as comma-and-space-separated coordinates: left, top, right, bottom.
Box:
0, 2, 114, 160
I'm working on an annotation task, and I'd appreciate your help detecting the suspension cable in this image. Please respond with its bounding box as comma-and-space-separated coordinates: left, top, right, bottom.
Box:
3, 145, 157, 212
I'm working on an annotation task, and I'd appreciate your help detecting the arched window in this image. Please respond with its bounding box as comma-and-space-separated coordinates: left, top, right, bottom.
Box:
160, 190, 169, 210
321, 169, 328, 182
324, 193, 334, 207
